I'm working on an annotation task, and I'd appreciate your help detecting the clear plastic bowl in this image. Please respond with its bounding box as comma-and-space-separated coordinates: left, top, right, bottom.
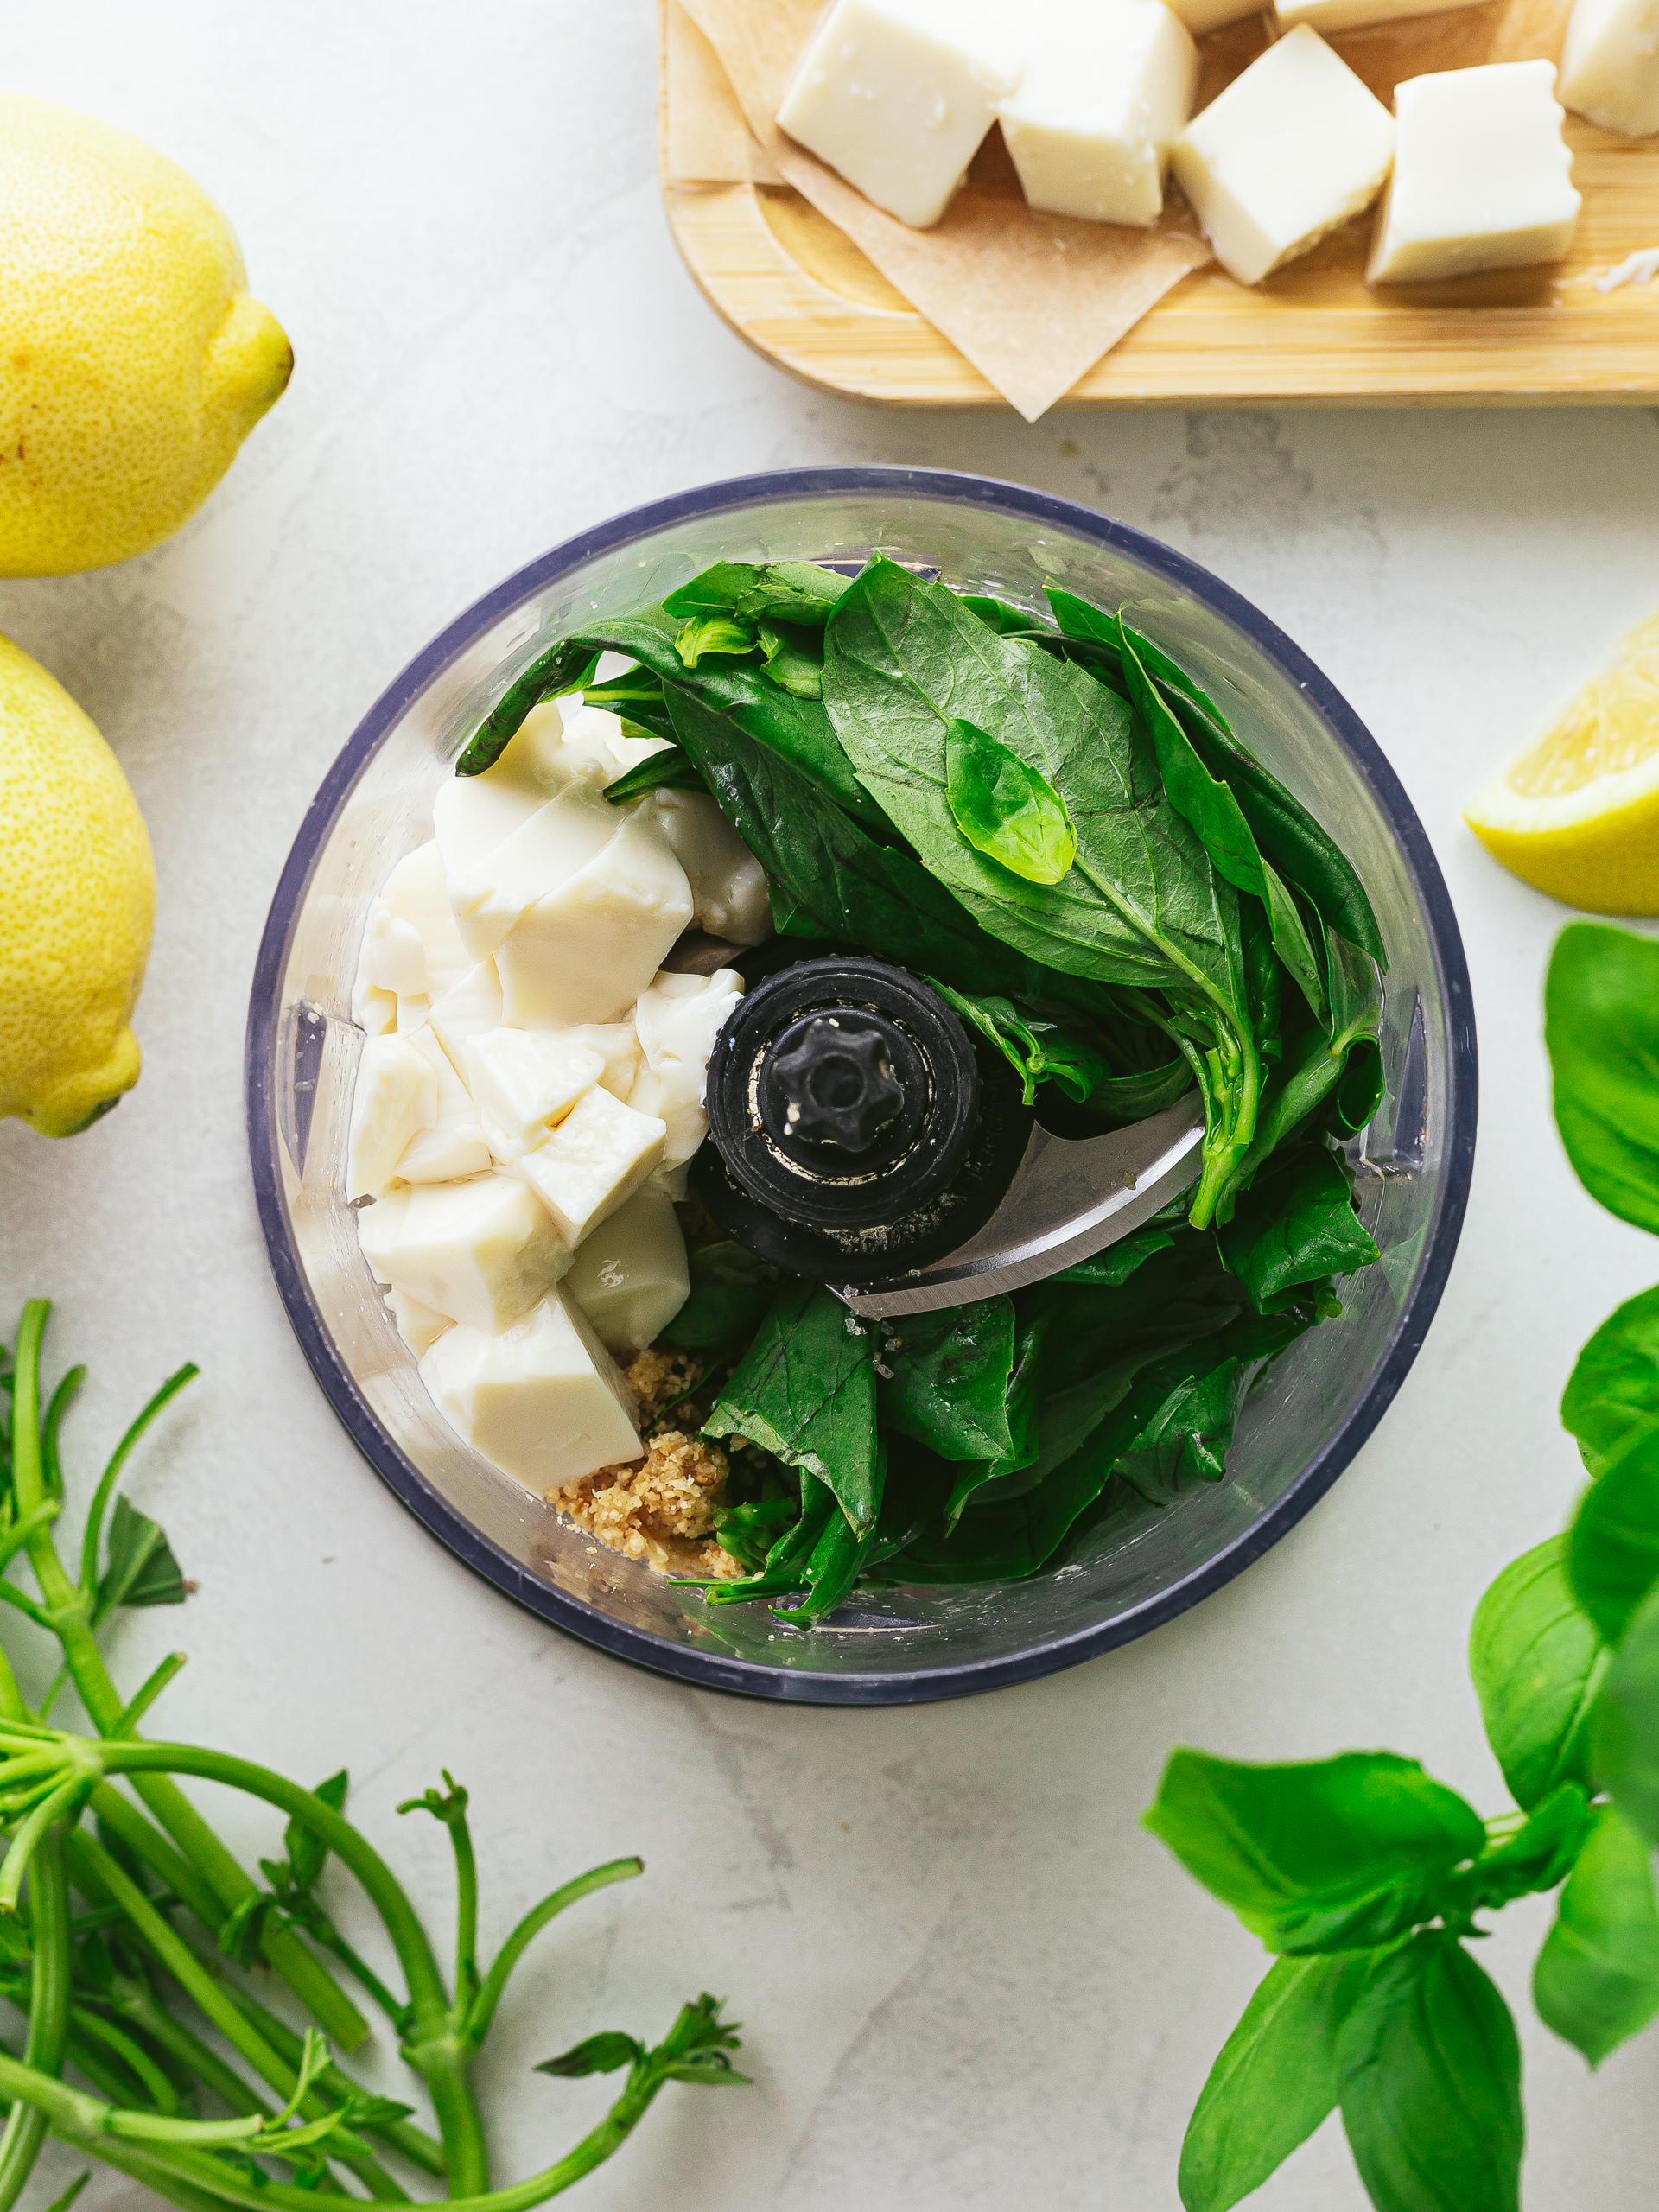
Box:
245, 467, 1476, 1707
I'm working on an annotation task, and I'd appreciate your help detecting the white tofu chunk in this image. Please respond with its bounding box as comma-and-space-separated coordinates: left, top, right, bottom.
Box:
356, 1188, 410, 1284
1560, 0, 1659, 137
495, 809, 695, 1028
643, 791, 772, 945
380, 840, 471, 1001
385, 1287, 452, 1357
999, 0, 1198, 229
429, 961, 505, 1073
1369, 62, 1580, 283
1168, 0, 1269, 29
433, 756, 545, 883
777, 0, 1030, 229
463, 1028, 607, 1159
1277, 0, 1486, 33
509, 1085, 667, 1247
352, 975, 397, 1037
554, 1023, 643, 1101
380, 1173, 571, 1332
420, 1287, 641, 1493
446, 781, 620, 963
359, 901, 428, 998
346, 1033, 438, 1201
630, 968, 746, 1177
565, 1189, 690, 1355
397, 1025, 493, 1183
1171, 27, 1395, 285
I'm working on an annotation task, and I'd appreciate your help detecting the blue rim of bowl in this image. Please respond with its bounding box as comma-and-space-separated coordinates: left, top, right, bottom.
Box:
246, 464, 1478, 1708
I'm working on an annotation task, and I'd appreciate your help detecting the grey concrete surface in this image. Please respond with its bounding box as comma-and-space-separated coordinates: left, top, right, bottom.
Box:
2, 5, 1657, 2206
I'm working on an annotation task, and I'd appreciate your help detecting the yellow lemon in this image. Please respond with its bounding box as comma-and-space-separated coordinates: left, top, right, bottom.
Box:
0, 632, 154, 1135
1465, 607, 1659, 913
0, 92, 291, 577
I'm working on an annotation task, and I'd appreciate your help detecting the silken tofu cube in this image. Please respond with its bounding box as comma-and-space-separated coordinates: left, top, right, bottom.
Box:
379, 1173, 571, 1332
385, 1287, 452, 1357
463, 1027, 606, 1159
346, 1033, 437, 1200
378, 840, 471, 1001
999, 0, 1198, 229
397, 1025, 493, 1184
645, 791, 772, 945
444, 782, 620, 964
1368, 63, 1580, 283
629, 967, 746, 1178
776, 0, 1029, 229
564, 1188, 690, 1355
1171, 26, 1395, 284
509, 1084, 667, 1247
429, 961, 505, 1073
1277, 0, 1487, 36
356, 1187, 410, 1285
420, 1287, 641, 1491
495, 808, 694, 1029
1560, 0, 1659, 138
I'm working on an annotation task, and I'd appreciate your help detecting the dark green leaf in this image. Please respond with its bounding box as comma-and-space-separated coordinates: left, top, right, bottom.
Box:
926, 979, 1116, 1109
957, 593, 1035, 634
756, 620, 824, 700
704, 1283, 881, 1533
603, 747, 710, 805
285, 1770, 349, 1896
944, 717, 1077, 887
1469, 1535, 1605, 1809
771, 1478, 883, 1628
96, 1496, 186, 1619
1218, 1146, 1378, 1313
1144, 1750, 1486, 1955
1546, 921, 1659, 1234
659, 1243, 778, 1352
1591, 1582, 1659, 1845
1052, 1217, 1180, 1285
1179, 1954, 1373, 2212
878, 1299, 1016, 1464
664, 559, 849, 628
1562, 1283, 1659, 1475
1337, 1935, 1522, 2212
1109, 1312, 1308, 1507
1567, 1419, 1659, 1644
535, 2031, 644, 2078
1116, 622, 1267, 900
455, 637, 599, 775
943, 1315, 1046, 1525
1534, 1802, 1659, 2067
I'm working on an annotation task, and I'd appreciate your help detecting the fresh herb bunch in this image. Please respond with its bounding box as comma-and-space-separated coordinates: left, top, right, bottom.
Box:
1144, 920, 1659, 2212
0, 1300, 745, 2212
460, 557, 1389, 1619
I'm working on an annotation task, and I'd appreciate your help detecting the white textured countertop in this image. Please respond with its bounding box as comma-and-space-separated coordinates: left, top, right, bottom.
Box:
3, 7, 1658, 2208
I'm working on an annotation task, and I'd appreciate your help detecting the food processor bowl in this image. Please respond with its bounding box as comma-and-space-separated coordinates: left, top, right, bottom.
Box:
245, 467, 1476, 1706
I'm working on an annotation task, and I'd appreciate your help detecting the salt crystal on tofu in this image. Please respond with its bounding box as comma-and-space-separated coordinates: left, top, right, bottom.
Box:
379, 1173, 571, 1333
495, 808, 694, 1028
509, 1085, 667, 1248
999, 0, 1198, 229
396, 1025, 493, 1184
420, 1287, 641, 1493
1368, 63, 1580, 283
463, 1027, 606, 1159
346, 1033, 437, 1201
1171, 27, 1395, 286
776, 0, 1030, 230
565, 1188, 690, 1355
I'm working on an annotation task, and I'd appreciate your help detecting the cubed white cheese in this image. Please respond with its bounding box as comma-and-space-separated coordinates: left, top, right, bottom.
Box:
777, 0, 1030, 229
999, 0, 1198, 229
380, 840, 471, 1001
446, 781, 620, 964
429, 961, 505, 1074
630, 968, 746, 1178
385, 1287, 452, 1357
346, 1033, 438, 1201
509, 1085, 667, 1247
495, 809, 695, 1028
379, 1173, 571, 1332
1368, 62, 1580, 283
359, 901, 429, 998
419, 1287, 642, 1492
396, 1025, 493, 1183
644, 791, 772, 945
356, 1187, 410, 1284
1171, 27, 1395, 286
1560, 0, 1659, 137
564, 1188, 691, 1355
463, 1027, 607, 1159
1277, 0, 1486, 34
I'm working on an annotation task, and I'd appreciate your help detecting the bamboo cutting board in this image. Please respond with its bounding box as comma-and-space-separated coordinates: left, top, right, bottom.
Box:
660, 0, 1659, 410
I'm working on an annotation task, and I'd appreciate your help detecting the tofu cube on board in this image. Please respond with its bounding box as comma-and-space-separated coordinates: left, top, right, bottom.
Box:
420, 1287, 642, 1493
565, 1187, 691, 1355
464, 1027, 606, 1159
1558, 0, 1659, 140
776, 0, 1030, 229
1368, 62, 1580, 283
1276, 0, 1487, 36
1172, 27, 1395, 286
511, 1085, 667, 1248
378, 1173, 571, 1333
495, 807, 694, 1028
999, 0, 1198, 229
346, 1033, 437, 1201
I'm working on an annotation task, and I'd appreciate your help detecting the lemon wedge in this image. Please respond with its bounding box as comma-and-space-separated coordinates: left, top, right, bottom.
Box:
1465, 608, 1659, 912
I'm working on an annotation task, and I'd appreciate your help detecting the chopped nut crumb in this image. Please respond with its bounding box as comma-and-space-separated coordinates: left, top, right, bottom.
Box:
623, 1347, 703, 1422
548, 1430, 737, 1576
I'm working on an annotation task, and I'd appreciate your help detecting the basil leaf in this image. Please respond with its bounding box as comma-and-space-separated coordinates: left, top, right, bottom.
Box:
755, 620, 824, 700
926, 978, 1115, 1108
95, 1496, 187, 1622
1115, 622, 1267, 900
535, 2031, 644, 2079
943, 1316, 1046, 1525
676, 614, 757, 668
1534, 1802, 1659, 2067
454, 637, 600, 775
877, 1300, 1016, 1465
664, 559, 849, 629
602, 747, 710, 805
704, 1282, 880, 1535
1546, 921, 1659, 1234
1109, 1311, 1312, 1507
1452, 1783, 1592, 1916
1337, 1935, 1522, 2212
1562, 1283, 1659, 1476
1143, 1750, 1486, 1955
1179, 1953, 1374, 2212
1219, 1145, 1379, 1313
1567, 1419, 1659, 1644
772, 1476, 884, 1628
1469, 1535, 1605, 1809
1591, 1583, 1659, 1845
957, 593, 1034, 635
659, 1243, 779, 1353
1051, 1220, 1178, 1284
944, 717, 1077, 887
284, 1769, 349, 1896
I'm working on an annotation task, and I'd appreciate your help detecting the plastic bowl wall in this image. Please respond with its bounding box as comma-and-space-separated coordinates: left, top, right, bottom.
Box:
246, 467, 1476, 1706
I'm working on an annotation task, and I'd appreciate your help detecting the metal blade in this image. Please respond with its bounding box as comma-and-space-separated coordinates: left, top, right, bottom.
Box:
833, 1093, 1206, 1320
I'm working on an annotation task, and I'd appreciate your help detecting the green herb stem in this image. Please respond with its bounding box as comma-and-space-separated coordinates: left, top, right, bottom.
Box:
466, 1859, 643, 2053
0, 1825, 69, 2211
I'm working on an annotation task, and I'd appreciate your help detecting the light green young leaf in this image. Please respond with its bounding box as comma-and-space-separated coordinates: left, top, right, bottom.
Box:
675, 614, 756, 668
1546, 921, 1659, 1235
944, 717, 1077, 886
1567, 1418, 1659, 1645
1591, 1582, 1659, 1846
1469, 1535, 1605, 1809
1534, 1802, 1659, 2068
1561, 1282, 1659, 1475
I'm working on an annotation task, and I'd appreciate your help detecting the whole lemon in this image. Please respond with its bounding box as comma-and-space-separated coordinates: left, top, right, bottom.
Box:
0, 93, 292, 577
0, 633, 154, 1135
